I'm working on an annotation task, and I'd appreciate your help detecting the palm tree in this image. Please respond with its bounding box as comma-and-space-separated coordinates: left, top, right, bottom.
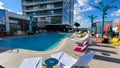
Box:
88, 15, 97, 34
74, 22, 80, 31
94, 0, 117, 38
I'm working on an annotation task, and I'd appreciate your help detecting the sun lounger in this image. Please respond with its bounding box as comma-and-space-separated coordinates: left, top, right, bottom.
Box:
17, 30, 23, 36
74, 44, 88, 53
72, 34, 89, 43
51, 52, 76, 67
51, 51, 95, 68
77, 39, 90, 47
19, 57, 42, 68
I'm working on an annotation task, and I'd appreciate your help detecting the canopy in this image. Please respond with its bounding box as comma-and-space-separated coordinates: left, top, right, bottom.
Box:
116, 22, 120, 33
104, 23, 111, 35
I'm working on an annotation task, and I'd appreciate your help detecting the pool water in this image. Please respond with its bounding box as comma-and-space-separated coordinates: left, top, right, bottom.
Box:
0, 33, 71, 51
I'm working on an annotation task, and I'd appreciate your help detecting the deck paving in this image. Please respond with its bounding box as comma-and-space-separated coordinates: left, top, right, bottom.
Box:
0, 35, 120, 68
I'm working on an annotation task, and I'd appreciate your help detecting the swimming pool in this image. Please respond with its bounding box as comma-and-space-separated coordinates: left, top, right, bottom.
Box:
0, 33, 71, 51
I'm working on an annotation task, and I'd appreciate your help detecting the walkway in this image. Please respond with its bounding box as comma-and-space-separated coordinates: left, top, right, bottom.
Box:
89, 37, 120, 68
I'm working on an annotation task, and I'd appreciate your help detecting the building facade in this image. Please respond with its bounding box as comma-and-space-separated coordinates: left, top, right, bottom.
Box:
0, 9, 29, 32
21, 0, 74, 25
92, 21, 113, 33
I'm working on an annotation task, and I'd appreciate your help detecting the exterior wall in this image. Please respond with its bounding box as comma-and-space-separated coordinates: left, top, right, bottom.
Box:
93, 21, 113, 33
21, 0, 73, 25
0, 9, 29, 32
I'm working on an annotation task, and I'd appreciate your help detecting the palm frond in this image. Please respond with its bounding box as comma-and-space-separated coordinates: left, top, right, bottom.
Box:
88, 15, 97, 19
93, 16, 98, 19
104, 5, 117, 12
94, 6, 102, 10
106, 0, 116, 6
98, 1, 105, 8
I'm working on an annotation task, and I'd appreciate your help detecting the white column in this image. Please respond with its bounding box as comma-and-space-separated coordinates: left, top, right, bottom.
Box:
5, 10, 10, 32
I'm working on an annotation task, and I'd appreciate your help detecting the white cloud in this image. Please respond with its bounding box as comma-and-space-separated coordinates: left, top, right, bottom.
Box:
74, 0, 96, 28
79, 20, 90, 28
0, 1, 4, 9
94, 0, 101, 3
17, 12, 23, 15
111, 9, 120, 16
77, 0, 89, 6
74, 4, 83, 21
113, 18, 120, 22
0, 1, 12, 12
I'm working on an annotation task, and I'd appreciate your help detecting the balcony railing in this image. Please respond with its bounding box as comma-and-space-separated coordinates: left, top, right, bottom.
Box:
22, 0, 62, 6
34, 14, 62, 17
23, 7, 62, 12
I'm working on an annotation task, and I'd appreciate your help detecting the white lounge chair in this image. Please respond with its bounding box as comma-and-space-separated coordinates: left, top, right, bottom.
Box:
17, 30, 23, 35
51, 51, 95, 68
19, 57, 42, 68
72, 34, 89, 43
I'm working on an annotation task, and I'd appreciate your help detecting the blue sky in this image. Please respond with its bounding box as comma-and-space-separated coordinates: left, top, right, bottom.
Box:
0, 0, 120, 28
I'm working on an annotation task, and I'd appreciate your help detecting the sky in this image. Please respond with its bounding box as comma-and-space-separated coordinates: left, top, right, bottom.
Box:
0, 0, 120, 28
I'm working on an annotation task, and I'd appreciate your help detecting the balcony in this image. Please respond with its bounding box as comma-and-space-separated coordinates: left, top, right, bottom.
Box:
22, 0, 62, 6
34, 14, 62, 18
23, 7, 62, 12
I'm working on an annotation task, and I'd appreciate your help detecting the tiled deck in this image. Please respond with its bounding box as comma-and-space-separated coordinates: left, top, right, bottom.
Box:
0, 36, 120, 68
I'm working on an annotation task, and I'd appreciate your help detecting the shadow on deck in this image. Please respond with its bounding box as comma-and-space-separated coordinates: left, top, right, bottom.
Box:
94, 55, 120, 64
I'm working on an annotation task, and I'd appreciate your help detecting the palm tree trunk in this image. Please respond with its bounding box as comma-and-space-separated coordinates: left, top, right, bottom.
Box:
101, 14, 105, 38
101, 13, 105, 38
90, 19, 93, 34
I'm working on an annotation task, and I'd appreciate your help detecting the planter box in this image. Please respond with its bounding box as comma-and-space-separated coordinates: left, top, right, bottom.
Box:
103, 38, 109, 43
96, 38, 104, 43
96, 38, 109, 43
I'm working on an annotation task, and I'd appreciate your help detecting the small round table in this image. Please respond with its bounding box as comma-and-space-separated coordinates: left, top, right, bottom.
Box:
45, 58, 58, 68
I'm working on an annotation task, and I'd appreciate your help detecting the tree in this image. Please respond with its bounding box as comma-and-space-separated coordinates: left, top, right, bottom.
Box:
74, 22, 80, 31
88, 15, 97, 34
94, 0, 117, 38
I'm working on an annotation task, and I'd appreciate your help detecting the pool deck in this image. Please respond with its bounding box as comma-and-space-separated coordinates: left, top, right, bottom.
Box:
0, 35, 120, 68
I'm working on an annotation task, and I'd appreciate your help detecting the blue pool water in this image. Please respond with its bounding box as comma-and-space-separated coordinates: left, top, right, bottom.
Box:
0, 33, 71, 51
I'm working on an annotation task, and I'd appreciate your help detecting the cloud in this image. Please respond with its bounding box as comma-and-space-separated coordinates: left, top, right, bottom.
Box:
94, 0, 101, 3
74, 4, 83, 21
80, 20, 91, 28
17, 12, 23, 15
111, 9, 120, 16
77, 0, 89, 6
0, 1, 12, 12
113, 18, 120, 22
74, 0, 97, 28
0, 1, 4, 9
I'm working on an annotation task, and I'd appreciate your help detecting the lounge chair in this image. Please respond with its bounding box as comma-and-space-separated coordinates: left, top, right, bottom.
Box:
19, 57, 42, 68
74, 44, 88, 53
17, 30, 23, 36
72, 34, 89, 43
77, 39, 90, 47
51, 51, 95, 68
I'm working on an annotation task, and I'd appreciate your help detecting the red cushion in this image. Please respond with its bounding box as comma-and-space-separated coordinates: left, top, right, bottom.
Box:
74, 45, 88, 53
77, 43, 84, 46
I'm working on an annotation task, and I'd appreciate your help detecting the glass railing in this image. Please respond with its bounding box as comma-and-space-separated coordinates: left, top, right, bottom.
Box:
22, 0, 62, 5
24, 7, 62, 11
35, 13, 62, 16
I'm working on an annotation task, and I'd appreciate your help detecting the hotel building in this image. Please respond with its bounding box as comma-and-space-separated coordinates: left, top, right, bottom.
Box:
21, 0, 74, 25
